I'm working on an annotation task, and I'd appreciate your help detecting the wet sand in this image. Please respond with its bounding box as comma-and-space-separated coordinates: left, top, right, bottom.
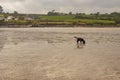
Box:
0, 28, 120, 80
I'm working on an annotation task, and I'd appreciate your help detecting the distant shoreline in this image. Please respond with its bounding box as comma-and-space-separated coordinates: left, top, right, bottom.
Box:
0, 24, 119, 28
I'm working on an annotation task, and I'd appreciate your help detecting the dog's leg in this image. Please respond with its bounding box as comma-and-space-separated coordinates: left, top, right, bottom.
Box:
77, 41, 81, 48
77, 43, 79, 48
76, 41, 79, 48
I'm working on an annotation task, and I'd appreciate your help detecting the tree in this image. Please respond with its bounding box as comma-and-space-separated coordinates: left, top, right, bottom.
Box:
47, 10, 59, 16
47, 10, 55, 15
13, 11, 18, 16
69, 12, 72, 15
14, 11, 18, 15
0, 5, 3, 13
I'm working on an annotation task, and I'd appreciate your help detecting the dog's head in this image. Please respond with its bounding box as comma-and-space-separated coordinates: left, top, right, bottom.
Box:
74, 36, 78, 39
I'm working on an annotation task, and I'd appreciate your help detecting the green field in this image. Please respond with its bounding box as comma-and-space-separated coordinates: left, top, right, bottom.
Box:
39, 15, 115, 25
39, 15, 75, 21
0, 14, 116, 26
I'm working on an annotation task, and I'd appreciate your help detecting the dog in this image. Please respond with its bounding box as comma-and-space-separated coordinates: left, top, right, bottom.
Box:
74, 36, 85, 48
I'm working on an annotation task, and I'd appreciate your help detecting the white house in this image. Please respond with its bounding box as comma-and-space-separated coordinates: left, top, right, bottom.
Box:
7, 16, 15, 20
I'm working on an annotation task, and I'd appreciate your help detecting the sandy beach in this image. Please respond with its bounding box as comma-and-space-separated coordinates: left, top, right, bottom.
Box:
0, 28, 120, 80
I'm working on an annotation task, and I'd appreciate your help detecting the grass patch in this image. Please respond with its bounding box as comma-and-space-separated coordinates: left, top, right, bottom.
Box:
39, 15, 75, 21
39, 15, 115, 25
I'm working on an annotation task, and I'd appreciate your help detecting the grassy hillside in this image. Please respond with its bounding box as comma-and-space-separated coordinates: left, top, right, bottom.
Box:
0, 13, 119, 27
39, 15, 115, 25
39, 15, 75, 21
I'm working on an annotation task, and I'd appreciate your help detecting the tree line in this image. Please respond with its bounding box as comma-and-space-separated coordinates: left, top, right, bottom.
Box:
47, 10, 120, 24
1, 5, 120, 26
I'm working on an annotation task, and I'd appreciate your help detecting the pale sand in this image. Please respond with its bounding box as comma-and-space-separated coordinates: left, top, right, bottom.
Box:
0, 28, 120, 80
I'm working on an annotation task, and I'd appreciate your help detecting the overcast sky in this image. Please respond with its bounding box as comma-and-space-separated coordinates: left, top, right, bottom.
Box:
0, 0, 120, 14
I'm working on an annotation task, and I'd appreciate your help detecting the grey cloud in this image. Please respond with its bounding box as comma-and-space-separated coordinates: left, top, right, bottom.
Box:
1, 0, 25, 3
90, 0, 120, 8
0, 0, 120, 14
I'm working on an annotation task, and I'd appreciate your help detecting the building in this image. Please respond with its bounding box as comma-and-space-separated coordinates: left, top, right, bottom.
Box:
7, 16, 15, 20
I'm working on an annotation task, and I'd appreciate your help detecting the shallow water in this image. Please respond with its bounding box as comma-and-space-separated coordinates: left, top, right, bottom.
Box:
0, 28, 120, 80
